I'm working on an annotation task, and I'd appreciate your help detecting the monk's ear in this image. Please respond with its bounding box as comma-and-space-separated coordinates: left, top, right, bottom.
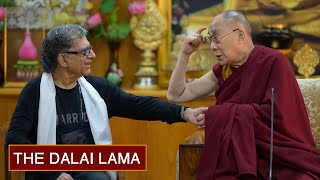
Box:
57, 54, 68, 68
238, 29, 245, 41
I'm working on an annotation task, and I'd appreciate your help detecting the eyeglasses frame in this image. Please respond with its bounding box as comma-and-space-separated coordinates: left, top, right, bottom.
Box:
63, 45, 93, 58
205, 28, 240, 44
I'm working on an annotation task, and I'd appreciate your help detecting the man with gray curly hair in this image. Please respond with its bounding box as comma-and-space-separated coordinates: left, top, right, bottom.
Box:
6, 24, 207, 180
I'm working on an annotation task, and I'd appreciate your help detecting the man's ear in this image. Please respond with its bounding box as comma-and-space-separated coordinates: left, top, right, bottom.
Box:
57, 54, 68, 68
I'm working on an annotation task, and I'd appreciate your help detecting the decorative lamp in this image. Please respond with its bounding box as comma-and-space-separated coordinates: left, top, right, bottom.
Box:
130, 0, 167, 90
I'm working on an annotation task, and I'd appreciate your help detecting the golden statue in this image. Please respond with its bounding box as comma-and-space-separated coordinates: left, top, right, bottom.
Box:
130, 0, 167, 90
293, 44, 319, 78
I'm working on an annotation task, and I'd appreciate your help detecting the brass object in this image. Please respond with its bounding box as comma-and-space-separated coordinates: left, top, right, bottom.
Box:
257, 24, 294, 52
130, 0, 167, 90
293, 44, 319, 78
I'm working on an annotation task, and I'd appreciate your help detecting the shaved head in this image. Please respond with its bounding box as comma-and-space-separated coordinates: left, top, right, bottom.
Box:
222, 10, 252, 34
210, 10, 252, 36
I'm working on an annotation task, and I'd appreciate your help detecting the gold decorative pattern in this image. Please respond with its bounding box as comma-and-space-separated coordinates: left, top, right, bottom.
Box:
130, 0, 167, 89
130, 0, 166, 51
297, 78, 320, 148
293, 44, 319, 78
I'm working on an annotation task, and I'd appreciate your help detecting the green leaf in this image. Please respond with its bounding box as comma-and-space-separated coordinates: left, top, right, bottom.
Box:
104, 21, 131, 41
0, 21, 4, 33
101, 0, 116, 14
117, 22, 131, 39
0, 0, 15, 7
95, 0, 131, 41
106, 23, 119, 41
109, 6, 120, 23
95, 24, 108, 39
172, 0, 180, 10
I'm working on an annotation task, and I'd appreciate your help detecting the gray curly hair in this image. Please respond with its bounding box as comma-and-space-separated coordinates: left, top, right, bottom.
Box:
40, 24, 88, 73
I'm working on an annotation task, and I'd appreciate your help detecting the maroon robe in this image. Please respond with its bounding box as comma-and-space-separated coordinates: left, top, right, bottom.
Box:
197, 45, 320, 179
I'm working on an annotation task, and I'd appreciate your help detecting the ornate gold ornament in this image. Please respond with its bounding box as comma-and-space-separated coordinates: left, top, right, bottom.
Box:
293, 44, 319, 78
130, 0, 167, 90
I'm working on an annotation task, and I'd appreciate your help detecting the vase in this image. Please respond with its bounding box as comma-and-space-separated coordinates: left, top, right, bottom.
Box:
106, 41, 123, 86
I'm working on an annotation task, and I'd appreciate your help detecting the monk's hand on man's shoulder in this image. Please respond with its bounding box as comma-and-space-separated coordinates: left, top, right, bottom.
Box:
183, 107, 207, 128
182, 27, 206, 55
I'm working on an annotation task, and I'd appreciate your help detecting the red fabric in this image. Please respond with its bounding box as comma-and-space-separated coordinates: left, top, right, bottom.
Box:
198, 45, 320, 180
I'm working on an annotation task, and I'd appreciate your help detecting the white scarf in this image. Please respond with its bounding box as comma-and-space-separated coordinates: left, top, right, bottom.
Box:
38, 73, 117, 180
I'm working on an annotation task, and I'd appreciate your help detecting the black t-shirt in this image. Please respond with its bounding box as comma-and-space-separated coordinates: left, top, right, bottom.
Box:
55, 84, 94, 144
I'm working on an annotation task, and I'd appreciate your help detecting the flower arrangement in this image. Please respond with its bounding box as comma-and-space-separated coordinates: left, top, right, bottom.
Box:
85, 0, 135, 85
85, 1, 147, 86
85, 0, 148, 43
86, 0, 131, 42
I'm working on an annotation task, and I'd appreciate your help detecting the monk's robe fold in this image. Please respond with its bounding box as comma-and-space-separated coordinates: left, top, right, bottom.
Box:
197, 45, 320, 179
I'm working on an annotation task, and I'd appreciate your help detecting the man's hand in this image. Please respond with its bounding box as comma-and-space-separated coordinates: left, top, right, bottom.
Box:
56, 172, 73, 180
183, 107, 208, 129
182, 27, 206, 55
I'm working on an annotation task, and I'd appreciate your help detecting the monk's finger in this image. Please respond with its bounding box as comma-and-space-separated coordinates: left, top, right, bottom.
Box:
198, 125, 205, 129
196, 114, 205, 122
198, 107, 208, 113
196, 27, 206, 34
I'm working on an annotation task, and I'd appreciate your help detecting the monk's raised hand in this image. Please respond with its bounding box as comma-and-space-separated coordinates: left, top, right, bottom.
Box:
182, 27, 206, 55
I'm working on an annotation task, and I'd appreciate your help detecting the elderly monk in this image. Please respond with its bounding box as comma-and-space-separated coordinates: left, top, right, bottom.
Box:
167, 10, 320, 179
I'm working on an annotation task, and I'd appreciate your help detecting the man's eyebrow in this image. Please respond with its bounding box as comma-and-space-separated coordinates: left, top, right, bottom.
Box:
80, 45, 92, 50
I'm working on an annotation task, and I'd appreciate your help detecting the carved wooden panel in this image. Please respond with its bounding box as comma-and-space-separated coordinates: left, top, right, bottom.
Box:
179, 144, 204, 180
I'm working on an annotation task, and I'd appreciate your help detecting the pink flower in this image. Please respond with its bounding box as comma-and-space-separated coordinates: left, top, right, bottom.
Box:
0, 7, 6, 21
128, 2, 146, 15
86, 12, 102, 29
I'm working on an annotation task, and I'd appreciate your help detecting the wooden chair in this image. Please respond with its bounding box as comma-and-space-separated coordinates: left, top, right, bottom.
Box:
177, 130, 205, 180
